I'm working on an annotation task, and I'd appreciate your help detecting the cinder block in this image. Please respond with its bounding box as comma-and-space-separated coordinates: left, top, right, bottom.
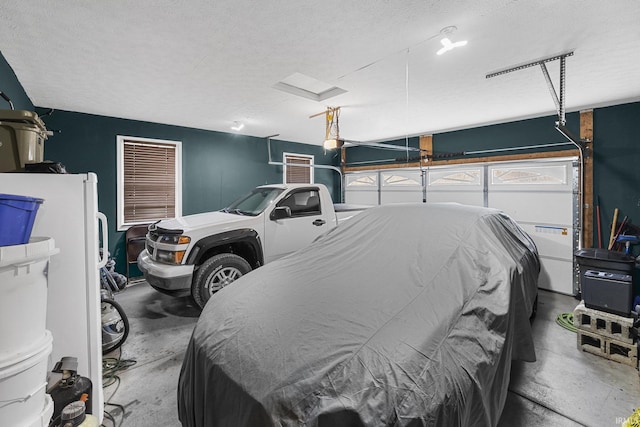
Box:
573, 302, 636, 344
577, 329, 605, 357
576, 328, 638, 368
607, 338, 638, 368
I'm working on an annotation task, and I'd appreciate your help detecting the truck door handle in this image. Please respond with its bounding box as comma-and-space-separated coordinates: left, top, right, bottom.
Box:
313, 219, 326, 226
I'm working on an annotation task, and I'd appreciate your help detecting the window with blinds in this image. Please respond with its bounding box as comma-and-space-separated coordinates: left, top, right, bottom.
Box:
117, 136, 182, 230
283, 153, 314, 184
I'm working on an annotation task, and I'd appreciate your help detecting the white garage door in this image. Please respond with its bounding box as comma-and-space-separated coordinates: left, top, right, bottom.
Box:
487, 159, 577, 295
345, 157, 578, 295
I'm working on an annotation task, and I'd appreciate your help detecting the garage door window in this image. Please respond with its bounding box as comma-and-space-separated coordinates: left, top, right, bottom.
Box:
491, 165, 567, 185
116, 136, 182, 230
429, 168, 482, 186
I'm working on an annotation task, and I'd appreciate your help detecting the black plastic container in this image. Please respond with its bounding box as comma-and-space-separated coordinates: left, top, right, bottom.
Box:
575, 248, 635, 276
575, 248, 636, 316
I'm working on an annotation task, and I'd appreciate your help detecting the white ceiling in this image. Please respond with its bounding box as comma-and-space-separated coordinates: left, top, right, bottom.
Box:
1, 1, 639, 146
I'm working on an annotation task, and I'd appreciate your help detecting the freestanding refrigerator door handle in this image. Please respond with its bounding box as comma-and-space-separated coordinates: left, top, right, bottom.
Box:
97, 211, 109, 268
313, 219, 326, 226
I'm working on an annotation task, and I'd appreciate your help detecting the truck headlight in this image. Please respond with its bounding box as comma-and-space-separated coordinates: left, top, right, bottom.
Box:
158, 235, 191, 245
155, 249, 187, 264
153, 235, 190, 264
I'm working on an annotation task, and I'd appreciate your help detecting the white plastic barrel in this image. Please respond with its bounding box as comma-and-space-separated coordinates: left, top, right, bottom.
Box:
0, 237, 58, 358
30, 394, 54, 427
0, 331, 53, 426
0, 237, 58, 427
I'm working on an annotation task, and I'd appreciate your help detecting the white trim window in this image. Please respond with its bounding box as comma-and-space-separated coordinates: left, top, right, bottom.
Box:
116, 135, 182, 230
283, 152, 314, 184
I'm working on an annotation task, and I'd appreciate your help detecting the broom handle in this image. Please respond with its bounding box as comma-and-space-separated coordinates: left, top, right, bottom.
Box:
608, 208, 619, 250
596, 204, 602, 248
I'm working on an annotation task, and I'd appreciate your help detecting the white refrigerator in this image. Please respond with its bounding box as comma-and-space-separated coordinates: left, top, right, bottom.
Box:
0, 172, 107, 422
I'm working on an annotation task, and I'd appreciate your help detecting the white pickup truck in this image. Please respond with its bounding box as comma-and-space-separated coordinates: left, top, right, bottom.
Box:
138, 183, 366, 308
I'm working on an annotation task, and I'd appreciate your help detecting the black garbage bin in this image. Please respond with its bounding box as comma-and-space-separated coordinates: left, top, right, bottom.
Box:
575, 248, 636, 316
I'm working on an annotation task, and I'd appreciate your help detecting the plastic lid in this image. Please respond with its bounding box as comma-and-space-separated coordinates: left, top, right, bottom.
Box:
0, 110, 47, 129
61, 401, 87, 423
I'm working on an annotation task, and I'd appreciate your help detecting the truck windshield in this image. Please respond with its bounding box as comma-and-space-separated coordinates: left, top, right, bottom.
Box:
222, 188, 284, 216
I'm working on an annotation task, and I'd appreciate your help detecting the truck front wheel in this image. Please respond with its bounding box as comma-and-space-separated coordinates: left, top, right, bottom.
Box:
192, 253, 251, 309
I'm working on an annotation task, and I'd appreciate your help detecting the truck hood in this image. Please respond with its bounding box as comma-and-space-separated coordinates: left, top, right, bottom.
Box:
156, 211, 257, 233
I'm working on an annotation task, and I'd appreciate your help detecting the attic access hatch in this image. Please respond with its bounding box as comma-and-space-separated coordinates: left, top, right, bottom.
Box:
274, 73, 347, 102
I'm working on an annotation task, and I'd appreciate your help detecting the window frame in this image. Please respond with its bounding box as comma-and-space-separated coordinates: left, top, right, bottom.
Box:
116, 135, 183, 231
283, 152, 314, 184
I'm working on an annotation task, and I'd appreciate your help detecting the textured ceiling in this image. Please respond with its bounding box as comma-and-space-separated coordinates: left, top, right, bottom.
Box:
1, 1, 639, 145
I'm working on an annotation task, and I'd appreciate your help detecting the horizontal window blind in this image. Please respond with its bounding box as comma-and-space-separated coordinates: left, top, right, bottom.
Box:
123, 141, 176, 223
285, 154, 312, 184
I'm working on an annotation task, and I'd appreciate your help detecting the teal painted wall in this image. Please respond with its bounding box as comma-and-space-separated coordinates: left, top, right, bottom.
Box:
432, 113, 580, 157
0, 51, 33, 110
346, 114, 580, 165
593, 102, 640, 246
38, 109, 341, 272
346, 137, 421, 166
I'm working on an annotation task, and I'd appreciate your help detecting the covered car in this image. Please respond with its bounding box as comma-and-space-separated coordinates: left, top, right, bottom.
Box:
178, 203, 540, 427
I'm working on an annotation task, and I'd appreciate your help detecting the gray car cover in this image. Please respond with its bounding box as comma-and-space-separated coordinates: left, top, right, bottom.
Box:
178, 203, 539, 427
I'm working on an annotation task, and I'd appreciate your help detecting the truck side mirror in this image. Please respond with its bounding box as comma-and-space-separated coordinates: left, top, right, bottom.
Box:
270, 206, 291, 220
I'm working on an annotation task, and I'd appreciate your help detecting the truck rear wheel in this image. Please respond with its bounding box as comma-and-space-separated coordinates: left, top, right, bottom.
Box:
192, 253, 251, 309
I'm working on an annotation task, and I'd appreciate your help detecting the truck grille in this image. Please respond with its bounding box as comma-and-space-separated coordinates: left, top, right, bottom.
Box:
145, 233, 157, 258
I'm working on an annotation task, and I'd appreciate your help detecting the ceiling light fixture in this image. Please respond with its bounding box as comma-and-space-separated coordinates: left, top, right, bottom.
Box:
231, 121, 244, 131
436, 25, 467, 55
437, 37, 467, 55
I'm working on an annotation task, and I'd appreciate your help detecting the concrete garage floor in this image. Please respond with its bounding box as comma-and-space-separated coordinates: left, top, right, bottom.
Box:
103, 283, 640, 427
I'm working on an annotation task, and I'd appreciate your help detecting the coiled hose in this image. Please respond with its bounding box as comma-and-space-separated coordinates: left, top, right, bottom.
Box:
555, 312, 576, 332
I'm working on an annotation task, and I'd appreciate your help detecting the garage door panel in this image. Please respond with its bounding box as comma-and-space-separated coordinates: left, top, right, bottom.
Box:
537, 257, 574, 295
427, 192, 484, 206
381, 191, 423, 204
489, 192, 573, 224
519, 223, 574, 261
346, 191, 378, 205
345, 172, 378, 205
380, 170, 423, 205
426, 166, 484, 207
